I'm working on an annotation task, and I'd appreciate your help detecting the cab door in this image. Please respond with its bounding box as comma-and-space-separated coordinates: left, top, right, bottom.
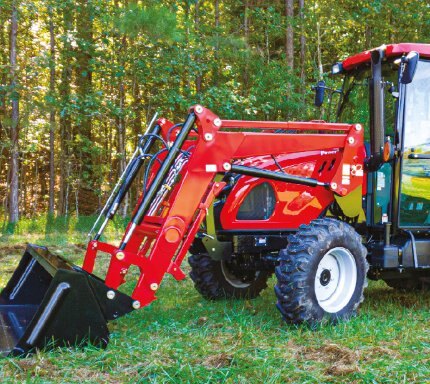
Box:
399, 60, 430, 228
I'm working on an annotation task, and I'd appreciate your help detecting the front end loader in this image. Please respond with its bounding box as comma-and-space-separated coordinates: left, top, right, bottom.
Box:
2, 42, 430, 356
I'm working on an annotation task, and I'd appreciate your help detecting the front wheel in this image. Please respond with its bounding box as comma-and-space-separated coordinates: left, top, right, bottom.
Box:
275, 218, 368, 324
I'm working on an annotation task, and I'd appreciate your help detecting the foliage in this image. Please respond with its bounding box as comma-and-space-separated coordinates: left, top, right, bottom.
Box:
1, 0, 430, 217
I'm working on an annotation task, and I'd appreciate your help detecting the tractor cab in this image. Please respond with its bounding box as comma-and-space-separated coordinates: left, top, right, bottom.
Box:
316, 43, 430, 282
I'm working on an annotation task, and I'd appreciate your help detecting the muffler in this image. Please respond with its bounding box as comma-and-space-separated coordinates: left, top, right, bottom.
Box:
0, 244, 135, 357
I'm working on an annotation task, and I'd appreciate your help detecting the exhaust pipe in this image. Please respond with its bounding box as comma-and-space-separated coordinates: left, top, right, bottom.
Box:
0, 245, 135, 357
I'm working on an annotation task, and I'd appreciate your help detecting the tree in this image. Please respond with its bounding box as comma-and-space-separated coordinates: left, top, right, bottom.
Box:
285, 0, 294, 69
8, 0, 19, 224
48, 2, 56, 214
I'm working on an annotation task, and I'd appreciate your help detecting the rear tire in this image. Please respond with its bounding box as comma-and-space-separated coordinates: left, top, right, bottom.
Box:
275, 218, 368, 324
189, 253, 271, 299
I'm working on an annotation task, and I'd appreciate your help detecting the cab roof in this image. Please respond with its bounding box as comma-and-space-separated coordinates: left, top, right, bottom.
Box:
342, 43, 430, 71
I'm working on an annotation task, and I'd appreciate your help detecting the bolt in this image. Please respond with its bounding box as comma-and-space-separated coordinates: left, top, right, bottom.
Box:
150, 283, 159, 291
195, 105, 203, 114
331, 182, 338, 190
132, 300, 141, 309
92, 242, 98, 249
355, 124, 362, 131
223, 162, 232, 171
348, 137, 355, 144
107, 290, 116, 300
213, 118, 222, 127
116, 251, 125, 260
204, 133, 213, 141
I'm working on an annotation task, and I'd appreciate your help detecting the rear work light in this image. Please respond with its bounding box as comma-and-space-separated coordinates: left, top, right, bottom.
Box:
332, 62, 343, 75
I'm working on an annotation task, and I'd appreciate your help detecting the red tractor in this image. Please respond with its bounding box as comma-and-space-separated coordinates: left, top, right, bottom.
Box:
1, 43, 429, 356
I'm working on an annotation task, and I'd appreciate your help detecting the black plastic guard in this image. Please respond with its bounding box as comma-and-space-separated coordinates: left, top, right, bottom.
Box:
0, 244, 135, 357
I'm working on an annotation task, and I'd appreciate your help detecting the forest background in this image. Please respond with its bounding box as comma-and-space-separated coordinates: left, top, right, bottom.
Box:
1, 0, 430, 226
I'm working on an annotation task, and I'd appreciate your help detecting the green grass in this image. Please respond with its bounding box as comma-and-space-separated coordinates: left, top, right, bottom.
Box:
0, 219, 429, 383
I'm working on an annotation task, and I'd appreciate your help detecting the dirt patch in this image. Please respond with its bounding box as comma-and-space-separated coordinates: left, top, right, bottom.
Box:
299, 343, 360, 376
197, 316, 208, 326
362, 344, 401, 361
202, 353, 233, 368
0, 244, 26, 256
6, 357, 57, 378
73, 367, 122, 383
325, 363, 359, 376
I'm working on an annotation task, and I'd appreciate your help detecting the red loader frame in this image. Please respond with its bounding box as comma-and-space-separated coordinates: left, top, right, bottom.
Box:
83, 105, 365, 309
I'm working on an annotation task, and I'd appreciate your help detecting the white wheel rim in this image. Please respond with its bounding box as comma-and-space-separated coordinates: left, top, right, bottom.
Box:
220, 261, 255, 288
314, 247, 357, 313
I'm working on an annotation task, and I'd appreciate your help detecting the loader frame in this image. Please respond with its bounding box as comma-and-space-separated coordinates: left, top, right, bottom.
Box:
83, 106, 365, 308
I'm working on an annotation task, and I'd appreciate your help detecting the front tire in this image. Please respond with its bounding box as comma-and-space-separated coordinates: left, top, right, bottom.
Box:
189, 253, 271, 299
275, 218, 368, 324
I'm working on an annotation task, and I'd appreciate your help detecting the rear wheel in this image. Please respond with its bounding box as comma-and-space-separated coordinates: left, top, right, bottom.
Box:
189, 253, 271, 299
275, 218, 368, 324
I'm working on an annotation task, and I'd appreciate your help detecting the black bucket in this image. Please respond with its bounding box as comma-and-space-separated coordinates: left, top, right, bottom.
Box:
0, 244, 135, 357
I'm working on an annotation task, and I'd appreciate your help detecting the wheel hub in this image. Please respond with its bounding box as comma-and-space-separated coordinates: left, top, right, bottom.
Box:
319, 269, 331, 286
314, 247, 357, 313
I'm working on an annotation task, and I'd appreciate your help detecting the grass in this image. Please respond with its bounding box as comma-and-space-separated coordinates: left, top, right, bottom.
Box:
0, 216, 429, 383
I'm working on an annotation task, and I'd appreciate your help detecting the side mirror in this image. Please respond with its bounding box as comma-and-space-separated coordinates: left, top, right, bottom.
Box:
400, 51, 419, 84
313, 80, 326, 107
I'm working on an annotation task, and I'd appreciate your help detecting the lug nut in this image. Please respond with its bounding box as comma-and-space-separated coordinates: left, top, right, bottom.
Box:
195, 105, 203, 114
355, 124, 362, 131
331, 182, 338, 190
204, 133, 213, 141
132, 300, 141, 309
213, 118, 222, 127
150, 283, 159, 291
116, 251, 125, 260
107, 290, 116, 300
348, 137, 355, 144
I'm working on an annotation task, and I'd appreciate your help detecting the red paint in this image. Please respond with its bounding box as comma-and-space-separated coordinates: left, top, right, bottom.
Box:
342, 43, 430, 71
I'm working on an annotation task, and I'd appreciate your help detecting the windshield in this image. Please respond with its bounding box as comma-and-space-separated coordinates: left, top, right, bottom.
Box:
403, 60, 430, 149
336, 64, 398, 137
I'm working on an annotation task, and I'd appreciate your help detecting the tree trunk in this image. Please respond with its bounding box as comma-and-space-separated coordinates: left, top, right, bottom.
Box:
75, 0, 94, 213
316, 22, 323, 78
365, 25, 371, 49
0, 4, 6, 131
8, 0, 19, 224
214, 0, 220, 81
285, 0, 294, 70
58, 3, 73, 216
299, 0, 305, 83
184, 0, 191, 91
118, 37, 128, 217
48, 4, 56, 214
243, 0, 249, 91
194, 0, 202, 94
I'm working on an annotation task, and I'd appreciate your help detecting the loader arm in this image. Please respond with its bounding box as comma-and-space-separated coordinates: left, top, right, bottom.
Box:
0, 105, 364, 356
83, 105, 365, 308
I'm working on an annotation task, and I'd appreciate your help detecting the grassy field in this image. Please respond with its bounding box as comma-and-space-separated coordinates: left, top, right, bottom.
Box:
0, 217, 429, 383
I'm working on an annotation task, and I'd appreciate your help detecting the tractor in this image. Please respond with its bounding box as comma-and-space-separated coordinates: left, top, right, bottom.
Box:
1, 43, 429, 356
